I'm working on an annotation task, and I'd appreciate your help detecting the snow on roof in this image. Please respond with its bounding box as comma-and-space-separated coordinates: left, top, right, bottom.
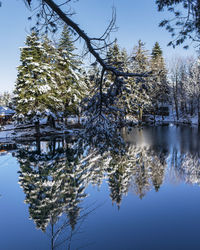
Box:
0, 106, 15, 116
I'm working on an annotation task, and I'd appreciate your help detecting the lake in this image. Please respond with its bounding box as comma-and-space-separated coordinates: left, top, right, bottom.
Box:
1, 125, 200, 250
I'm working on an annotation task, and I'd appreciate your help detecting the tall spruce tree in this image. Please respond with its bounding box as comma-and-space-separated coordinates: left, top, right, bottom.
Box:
57, 25, 87, 117
106, 43, 125, 79
14, 32, 60, 133
105, 43, 131, 123
151, 42, 162, 59
150, 42, 169, 119
129, 40, 151, 122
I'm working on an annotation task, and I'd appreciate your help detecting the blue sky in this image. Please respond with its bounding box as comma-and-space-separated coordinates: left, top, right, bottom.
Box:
0, 0, 197, 92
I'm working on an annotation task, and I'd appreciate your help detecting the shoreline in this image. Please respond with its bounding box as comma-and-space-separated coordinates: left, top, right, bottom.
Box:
0, 119, 199, 144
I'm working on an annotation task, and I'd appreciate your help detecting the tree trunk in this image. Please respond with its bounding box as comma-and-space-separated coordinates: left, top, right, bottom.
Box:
198, 98, 200, 127
173, 80, 179, 121
78, 115, 81, 125
153, 109, 156, 124
175, 99, 179, 121
184, 102, 187, 114
180, 100, 184, 113
48, 116, 55, 128
36, 137, 41, 154
161, 101, 164, 120
190, 100, 194, 116
35, 120, 40, 136
174, 76, 179, 121
138, 108, 143, 123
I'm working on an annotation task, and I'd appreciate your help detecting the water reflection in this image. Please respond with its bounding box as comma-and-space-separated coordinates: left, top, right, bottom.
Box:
16, 139, 89, 249
8, 125, 200, 248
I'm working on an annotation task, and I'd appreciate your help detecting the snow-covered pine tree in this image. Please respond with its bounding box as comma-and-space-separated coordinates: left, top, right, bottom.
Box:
87, 61, 101, 92
56, 25, 87, 119
187, 57, 200, 125
106, 43, 125, 83
150, 42, 169, 119
151, 41, 162, 59
0, 91, 13, 107
105, 43, 141, 124
105, 43, 129, 123
14, 32, 60, 133
41, 36, 64, 126
78, 42, 126, 154
129, 40, 151, 122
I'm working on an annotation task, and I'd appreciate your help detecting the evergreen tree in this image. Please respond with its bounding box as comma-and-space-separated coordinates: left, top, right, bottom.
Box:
150, 42, 169, 119
0, 91, 13, 107
105, 43, 134, 122
129, 40, 151, 122
57, 25, 87, 117
151, 42, 163, 59
131, 40, 150, 73
58, 25, 77, 60
14, 33, 61, 133
106, 43, 125, 81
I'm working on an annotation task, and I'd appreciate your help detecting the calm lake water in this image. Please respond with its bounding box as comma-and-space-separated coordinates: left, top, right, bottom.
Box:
1, 125, 200, 250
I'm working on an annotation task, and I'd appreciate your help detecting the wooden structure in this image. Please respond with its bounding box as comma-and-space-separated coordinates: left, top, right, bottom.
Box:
0, 106, 15, 125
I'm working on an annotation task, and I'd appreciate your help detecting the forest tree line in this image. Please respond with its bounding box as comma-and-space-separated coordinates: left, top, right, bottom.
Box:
2, 24, 200, 128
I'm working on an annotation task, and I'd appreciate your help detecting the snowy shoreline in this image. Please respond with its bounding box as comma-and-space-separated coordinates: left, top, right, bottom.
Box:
0, 124, 79, 143
0, 117, 199, 144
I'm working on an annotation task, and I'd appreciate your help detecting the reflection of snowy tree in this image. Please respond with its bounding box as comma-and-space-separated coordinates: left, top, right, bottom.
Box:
182, 153, 200, 185
16, 137, 172, 247
132, 146, 152, 199
150, 148, 167, 192
16, 139, 87, 235
106, 145, 167, 204
169, 149, 200, 185
132, 147, 167, 197
107, 151, 133, 207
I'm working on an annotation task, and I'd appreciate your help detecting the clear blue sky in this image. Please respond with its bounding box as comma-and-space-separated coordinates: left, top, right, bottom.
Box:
0, 0, 196, 92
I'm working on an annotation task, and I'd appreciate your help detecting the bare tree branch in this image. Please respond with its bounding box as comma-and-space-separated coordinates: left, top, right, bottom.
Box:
30, 0, 151, 78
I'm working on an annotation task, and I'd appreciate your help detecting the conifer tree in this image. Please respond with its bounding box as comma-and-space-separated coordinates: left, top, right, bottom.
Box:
129, 40, 151, 122
106, 43, 124, 82
14, 32, 60, 133
57, 25, 87, 118
150, 42, 169, 119
151, 42, 162, 59
105, 43, 133, 122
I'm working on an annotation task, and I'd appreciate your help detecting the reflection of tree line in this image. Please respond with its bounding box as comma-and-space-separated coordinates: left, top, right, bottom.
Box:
15, 138, 200, 247
107, 146, 167, 204
169, 148, 200, 185
16, 139, 88, 249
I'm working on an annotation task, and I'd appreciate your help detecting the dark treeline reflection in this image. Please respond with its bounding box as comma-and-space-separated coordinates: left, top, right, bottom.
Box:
13, 126, 200, 248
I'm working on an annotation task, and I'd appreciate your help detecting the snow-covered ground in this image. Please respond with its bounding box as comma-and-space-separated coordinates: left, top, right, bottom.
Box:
0, 123, 78, 142
153, 106, 199, 126
139, 106, 199, 126
0, 111, 199, 143
0, 115, 87, 142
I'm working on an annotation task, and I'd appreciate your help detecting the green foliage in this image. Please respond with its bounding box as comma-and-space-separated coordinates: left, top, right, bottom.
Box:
150, 42, 169, 107
14, 32, 57, 123
128, 40, 152, 119
14, 26, 86, 124
56, 25, 87, 116
0, 91, 13, 107
151, 41, 163, 59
